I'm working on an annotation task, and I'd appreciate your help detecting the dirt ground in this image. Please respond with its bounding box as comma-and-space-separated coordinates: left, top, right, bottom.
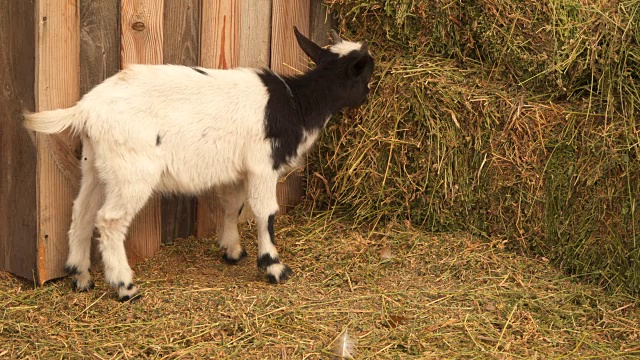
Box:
1, 212, 639, 359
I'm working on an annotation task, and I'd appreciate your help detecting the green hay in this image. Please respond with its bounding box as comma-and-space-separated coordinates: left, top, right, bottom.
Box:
307, 0, 640, 295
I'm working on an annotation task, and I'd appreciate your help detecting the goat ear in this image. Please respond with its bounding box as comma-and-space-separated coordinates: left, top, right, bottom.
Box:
348, 55, 371, 79
294, 26, 324, 64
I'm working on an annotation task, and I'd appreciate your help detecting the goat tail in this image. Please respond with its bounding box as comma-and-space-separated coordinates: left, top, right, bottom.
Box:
22, 106, 82, 135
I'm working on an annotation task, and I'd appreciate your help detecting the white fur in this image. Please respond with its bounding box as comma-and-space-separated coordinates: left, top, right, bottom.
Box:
329, 41, 364, 57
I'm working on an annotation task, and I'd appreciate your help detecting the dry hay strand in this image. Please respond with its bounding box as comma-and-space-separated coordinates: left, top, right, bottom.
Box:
1, 213, 640, 358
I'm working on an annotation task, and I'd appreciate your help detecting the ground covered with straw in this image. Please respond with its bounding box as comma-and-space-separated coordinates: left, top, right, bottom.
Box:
3, 1, 639, 358
2, 213, 640, 359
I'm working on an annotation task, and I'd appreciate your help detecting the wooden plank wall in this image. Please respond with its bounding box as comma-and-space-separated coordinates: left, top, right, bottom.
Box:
0, 0, 38, 280
239, 0, 272, 68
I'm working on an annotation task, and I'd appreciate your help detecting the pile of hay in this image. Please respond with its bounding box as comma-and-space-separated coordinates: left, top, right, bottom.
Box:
305, 0, 640, 295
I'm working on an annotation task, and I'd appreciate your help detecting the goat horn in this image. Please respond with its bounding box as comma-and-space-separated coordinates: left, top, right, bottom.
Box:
330, 29, 342, 44
361, 41, 369, 53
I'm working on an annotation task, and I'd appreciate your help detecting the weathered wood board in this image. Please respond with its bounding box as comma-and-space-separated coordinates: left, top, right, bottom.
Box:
0, 0, 38, 281
239, 0, 272, 68
310, 0, 335, 47
34, 0, 82, 284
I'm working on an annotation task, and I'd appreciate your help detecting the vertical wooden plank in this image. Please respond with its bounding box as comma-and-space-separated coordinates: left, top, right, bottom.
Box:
269, 0, 310, 214
0, 0, 38, 280
310, 0, 335, 47
271, 0, 311, 76
35, 0, 82, 284
120, 0, 163, 263
199, 0, 241, 69
121, 0, 164, 66
80, 1, 120, 96
196, 0, 242, 239
239, 0, 271, 68
161, 0, 200, 244
80, 0, 121, 264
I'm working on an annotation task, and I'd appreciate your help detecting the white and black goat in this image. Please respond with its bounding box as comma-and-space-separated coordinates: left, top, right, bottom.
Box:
23, 27, 374, 301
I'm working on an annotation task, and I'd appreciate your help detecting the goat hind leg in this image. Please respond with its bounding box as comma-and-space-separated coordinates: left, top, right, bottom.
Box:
96, 183, 154, 301
66, 141, 103, 291
217, 182, 248, 264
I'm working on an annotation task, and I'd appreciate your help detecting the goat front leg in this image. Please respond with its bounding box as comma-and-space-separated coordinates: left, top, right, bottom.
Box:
247, 172, 292, 283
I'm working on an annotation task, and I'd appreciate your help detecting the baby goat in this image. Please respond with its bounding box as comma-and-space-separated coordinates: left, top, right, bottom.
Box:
23, 27, 374, 301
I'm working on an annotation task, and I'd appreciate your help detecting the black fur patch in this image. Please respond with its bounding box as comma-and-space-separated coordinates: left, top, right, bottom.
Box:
64, 265, 79, 276
156, 134, 162, 146
257, 253, 280, 269
267, 214, 276, 245
258, 70, 336, 170
126, 283, 135, 291
192, 67, 208, 75
223, 249, 248, 264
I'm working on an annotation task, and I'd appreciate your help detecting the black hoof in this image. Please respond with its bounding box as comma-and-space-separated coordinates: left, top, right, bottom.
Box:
267, 264, 293, 284
118, 293, 143, 303
222, 249, 248, 265
116, 282, 140, 302
72, 279, 95, 292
